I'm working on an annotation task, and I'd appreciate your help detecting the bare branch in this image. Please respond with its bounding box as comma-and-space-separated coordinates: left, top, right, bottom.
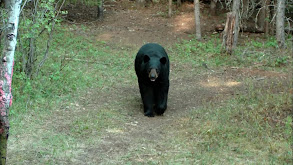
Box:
36, 0, 66, 76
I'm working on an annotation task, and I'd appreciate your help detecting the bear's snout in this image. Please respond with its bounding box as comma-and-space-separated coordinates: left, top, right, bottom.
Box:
149, 69, 158, 81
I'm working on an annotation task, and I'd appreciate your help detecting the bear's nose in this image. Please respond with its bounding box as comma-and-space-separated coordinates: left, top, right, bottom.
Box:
149, 69, 158, 81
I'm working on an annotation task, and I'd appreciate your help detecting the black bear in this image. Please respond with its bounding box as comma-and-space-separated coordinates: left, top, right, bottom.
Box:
135, 43, 170, 117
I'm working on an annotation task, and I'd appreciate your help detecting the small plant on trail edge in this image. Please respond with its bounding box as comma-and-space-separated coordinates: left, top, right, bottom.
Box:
274, 56, 288, 67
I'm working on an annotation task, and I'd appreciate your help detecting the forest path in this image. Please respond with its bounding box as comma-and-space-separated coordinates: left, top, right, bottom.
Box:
65, 1, 222, 47
61, 2, 237, 163
7, 1, 291, 164
60, 2, 290, 164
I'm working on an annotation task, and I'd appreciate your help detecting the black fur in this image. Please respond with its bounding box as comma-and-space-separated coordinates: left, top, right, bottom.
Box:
135, 43, 170, 117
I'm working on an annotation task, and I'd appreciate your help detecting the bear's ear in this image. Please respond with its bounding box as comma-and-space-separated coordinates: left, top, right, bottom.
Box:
143, 55, 150, 63
160, 57, 167, 64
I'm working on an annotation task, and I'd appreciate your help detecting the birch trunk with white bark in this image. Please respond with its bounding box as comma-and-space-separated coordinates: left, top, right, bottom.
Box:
0, 0, 22, 164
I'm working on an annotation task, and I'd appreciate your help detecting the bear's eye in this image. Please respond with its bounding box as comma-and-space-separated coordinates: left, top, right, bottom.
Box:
143, 55, 150, 63
160, 57, 167, 64
156, 69, 160, 74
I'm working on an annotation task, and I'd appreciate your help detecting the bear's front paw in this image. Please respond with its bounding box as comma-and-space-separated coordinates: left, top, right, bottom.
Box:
144, 111, 154, 117
155, 105, 166, 115
155, 110, 165, 116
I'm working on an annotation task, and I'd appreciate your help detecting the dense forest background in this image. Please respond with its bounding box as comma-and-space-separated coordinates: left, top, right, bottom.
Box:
0, 0, 292, 164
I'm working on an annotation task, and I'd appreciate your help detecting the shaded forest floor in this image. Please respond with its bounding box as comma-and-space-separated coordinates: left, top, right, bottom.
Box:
65, 1, 223, 46
7, 1, 292, 164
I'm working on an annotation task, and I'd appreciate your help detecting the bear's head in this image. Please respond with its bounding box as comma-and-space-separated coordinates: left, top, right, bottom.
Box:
143, 55, 167, 82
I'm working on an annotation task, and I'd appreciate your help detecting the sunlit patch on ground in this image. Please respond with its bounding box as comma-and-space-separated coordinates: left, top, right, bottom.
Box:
200, 77, 242, 88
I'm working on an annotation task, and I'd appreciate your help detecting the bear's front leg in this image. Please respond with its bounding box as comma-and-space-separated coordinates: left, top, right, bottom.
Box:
154, 83, 169, 115
141, 85, 155, 117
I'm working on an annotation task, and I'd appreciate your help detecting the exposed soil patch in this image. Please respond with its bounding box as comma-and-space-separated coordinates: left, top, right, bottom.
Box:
59, 1, 291, 163
7, 1, 292, 164
63, 1, 227, 47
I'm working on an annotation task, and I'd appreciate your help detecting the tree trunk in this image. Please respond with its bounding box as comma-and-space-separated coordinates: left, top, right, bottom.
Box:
257, 0, 266, 32
242, 0, 249, 19
276, 0, 285, 48
177, 0, 181, 7
222, 12, 236, 54
97, 0, 103, 20
222, 0, 240, 54
210, 0, 217, 16
136, 0, 145, 8
168, 0, 172, 17
26, 38, 35, 79
194, 0, 201, 40
0, 0, 22, 164
264, 0, 271, 36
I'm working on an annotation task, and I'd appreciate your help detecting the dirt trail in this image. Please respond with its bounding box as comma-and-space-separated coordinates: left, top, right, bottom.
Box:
54, 1, 291, 164
4, 1, 291, 164
70, 68, 289, 163
63, 3, 230, 162
68, 72, 238, 163
65, 1, 223, 47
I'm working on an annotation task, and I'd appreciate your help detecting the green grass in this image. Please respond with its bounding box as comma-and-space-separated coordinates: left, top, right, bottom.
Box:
171, 35, 292, 71
144, 81, 292, 164
12, 23, 136, 108
8, 24, 293, 164
9, 24, 136, 163
171, 36, 224, 67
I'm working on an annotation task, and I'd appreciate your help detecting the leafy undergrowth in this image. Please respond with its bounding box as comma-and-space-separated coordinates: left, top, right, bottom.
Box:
7, 23, 293, 164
